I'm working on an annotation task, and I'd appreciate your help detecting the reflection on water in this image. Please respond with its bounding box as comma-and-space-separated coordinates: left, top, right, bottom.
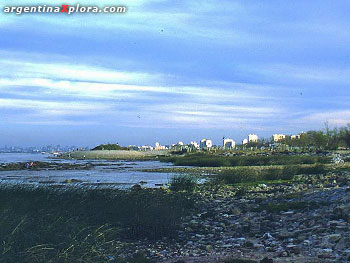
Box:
0, 153, 176, 188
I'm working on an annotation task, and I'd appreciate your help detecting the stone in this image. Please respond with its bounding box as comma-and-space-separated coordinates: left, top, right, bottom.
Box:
131, 184, 142, 191
327, 234, 342, 243
260, 257, 273, 263
333, 205, 350, 222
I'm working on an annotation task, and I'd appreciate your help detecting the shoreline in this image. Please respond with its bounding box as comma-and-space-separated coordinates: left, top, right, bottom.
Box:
59, 150, 170, 160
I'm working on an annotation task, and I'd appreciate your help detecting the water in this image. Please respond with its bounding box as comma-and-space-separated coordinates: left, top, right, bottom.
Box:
0, 153, 177, 188
0, 152, 51, 163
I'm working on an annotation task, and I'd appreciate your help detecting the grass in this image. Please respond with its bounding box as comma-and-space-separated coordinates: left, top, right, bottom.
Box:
213, 164, 327, 184
253, 201, 329, 213
169, 174, 198, 192
0, 185, 195, 263
160, 152, 330, 167
62, 150, 168, 160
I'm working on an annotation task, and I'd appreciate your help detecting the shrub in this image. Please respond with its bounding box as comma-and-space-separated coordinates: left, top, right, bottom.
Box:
215, 165, 301, 184
169, 175, 197, 192
92, 143, 128, 150
215, 168, 259, 184
298, 164, 326, 174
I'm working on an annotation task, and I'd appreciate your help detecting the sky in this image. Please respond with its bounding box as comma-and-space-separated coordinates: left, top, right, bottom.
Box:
0, 0, 350, 147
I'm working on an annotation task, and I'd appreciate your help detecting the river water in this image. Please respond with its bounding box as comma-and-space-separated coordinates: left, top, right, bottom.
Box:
0, 153, 177, 188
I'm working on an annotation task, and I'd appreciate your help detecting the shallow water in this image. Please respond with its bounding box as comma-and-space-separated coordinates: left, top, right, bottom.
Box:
0, 153, 177, 188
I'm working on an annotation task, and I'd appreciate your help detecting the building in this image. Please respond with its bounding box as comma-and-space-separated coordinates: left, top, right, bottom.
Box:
273, 134, 286, 142
223, 138, 235, 149
200, 139, 213, 149
248, 134, 258, 143
242, 138, 248, 145
190, 141, 199, 149
154, 142, 167, 150
140, 145, 153, 151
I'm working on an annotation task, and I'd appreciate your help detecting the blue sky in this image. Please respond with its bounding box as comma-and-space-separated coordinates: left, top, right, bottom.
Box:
0, 0, 350, 147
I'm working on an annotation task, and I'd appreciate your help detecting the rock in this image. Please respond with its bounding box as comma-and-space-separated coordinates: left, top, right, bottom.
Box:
327, 234, 342, 243
131, 184, 142, 191
333, 205, 350, 222
263, 233, 274, 240
260, 257, 273, 263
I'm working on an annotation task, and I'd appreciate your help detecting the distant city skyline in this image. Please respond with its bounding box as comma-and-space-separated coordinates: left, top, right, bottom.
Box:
1, 1, 350, 146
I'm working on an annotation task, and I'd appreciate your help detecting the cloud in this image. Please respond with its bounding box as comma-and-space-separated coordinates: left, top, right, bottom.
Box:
299, 110, 350, 127
0, 98, 111, 116
0, 56, 286, 128
238, 63, 350, 85
0, 60, 162, 85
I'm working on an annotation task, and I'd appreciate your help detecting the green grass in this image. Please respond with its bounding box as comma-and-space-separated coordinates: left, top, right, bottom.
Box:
0, 185, 195, 263
160, 153, 330, 167
169, 174, 198, 192
213, 164, 326, 184
253, 201, 329, 213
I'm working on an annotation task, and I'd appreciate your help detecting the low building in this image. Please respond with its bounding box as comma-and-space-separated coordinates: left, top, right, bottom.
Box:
154, 142, 167, 150
223, 138, 235, 149
242, 138, 248, 145
140, 145, 153, 151
273, 134, 286, 142
248, 134, 258, 143
200, 139, 213, 149
190, 141, 199, 149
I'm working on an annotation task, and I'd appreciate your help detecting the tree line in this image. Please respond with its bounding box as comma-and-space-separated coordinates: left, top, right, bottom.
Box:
279, 124, 350, 150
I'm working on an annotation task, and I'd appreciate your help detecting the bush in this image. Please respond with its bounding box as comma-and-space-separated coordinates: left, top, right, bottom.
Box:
215, 168, 259, 184
215, 166, 301, 184
92, 143, 128, 150
169, 175, 197, 192
298, 164, 326, 174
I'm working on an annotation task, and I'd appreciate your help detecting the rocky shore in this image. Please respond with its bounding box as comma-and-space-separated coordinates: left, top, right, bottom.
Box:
0, 161, 94, 171
115, 171, 350, 263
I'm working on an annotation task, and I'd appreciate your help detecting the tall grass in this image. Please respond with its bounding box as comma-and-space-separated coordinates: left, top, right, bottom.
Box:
169, 175, 197, 192
0, 185, 195, 263
160, 153, 330, 167
214, 164, 326, 184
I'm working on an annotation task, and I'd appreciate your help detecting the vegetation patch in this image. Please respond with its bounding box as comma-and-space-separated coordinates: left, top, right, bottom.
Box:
169, 174, 198, 192
0, 185, 195, 263
160, 153, 330, 167
253, 201, 329, 213
92, 143, 129, 151
213, 164, 327, 184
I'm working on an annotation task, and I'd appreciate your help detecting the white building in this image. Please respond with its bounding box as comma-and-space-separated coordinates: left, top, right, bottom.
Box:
141, 145, 153, 151
223, 138, 235, 149
248, 134, 258, 143
242, 138, 248, 145
200, 139, 213, 149
154, 142, 166, 150
190, 141, 200, 149
273, 134, 286, 142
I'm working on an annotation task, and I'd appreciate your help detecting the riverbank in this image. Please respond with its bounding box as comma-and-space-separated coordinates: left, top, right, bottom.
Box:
60, 150, 169, 160
2, 168, 350, 262
2, 152, 350, 262
0, 161, 94, 171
